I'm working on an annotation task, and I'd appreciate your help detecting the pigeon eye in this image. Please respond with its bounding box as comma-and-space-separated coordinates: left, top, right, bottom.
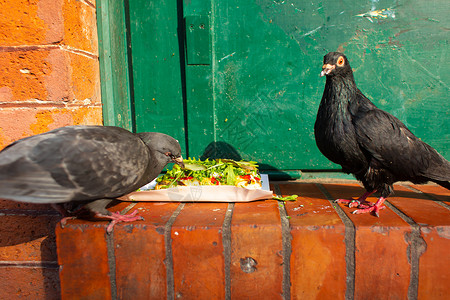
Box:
337, 56, 345, 67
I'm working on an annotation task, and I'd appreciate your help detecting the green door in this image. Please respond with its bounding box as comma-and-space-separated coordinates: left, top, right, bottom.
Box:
99, 0, 449, 177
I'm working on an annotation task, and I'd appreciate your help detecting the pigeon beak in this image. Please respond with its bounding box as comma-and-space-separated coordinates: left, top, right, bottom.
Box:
173, 156, 185, 168
320, 64, 335, 77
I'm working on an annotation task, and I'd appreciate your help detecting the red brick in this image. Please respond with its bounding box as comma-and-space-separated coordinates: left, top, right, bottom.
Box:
410, 184, 450, 203
324, 184, 412, 300
388, 185, 450, 299
56, 221, 112, 299
171, 203, 228, 299
114, 202, 180, 300
280, 183, 347, 299
389, 185, 449, 226
0, 198, 55, 211
230, 200, 283, 299
0, 266, 60, 299
0, 215, 59, 262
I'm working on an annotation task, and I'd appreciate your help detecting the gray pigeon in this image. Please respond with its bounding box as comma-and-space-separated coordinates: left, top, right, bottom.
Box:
0, 125, 184, 232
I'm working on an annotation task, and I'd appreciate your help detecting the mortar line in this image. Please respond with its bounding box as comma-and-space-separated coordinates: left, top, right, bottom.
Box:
222, 202, 234, 300
222, 203, 234, 300
316, 183, 355, 300
106, 232, 117, 300
0, 44, 98, 59
273, 184, 292, 300
0, 261, 59, 268
165, 203, 185, 300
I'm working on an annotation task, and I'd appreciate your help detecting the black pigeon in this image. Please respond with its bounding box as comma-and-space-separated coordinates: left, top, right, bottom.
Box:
314, 52, 450, 216
0, 125, 184, 231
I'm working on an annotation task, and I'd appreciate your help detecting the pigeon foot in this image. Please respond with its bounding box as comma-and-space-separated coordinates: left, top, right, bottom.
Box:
335, 191, 376, 208
352, 197, 387, 217
60, 216, 77, 228
95, 210, 145, 233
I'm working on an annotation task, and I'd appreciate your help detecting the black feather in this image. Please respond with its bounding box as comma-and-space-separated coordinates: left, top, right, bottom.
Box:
314, 52, 450, 200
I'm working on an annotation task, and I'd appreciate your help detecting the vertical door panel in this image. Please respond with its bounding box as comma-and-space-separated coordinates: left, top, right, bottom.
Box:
128, 0, 187, 153
125, 0, 449, 171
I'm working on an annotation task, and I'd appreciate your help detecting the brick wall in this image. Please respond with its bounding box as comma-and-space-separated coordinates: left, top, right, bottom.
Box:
55, 183, 450, 299
0, 0, 102, 149
0, 0, 101, 298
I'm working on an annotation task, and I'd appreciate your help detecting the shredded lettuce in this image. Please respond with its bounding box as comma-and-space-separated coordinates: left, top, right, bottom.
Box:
155, 158, 261, 189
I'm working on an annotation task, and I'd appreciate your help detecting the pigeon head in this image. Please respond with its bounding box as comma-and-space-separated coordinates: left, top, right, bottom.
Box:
137, 132, 184, 167
320, 52, 352, 78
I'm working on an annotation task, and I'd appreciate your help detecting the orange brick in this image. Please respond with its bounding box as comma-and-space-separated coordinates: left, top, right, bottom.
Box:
280, 183, 347, 299
56, 222, 112, 299
0, 0, 63, 46
62, 0, 98, 54
230, 200, 283, 299
0, 49, 58, 102
114, 202, 180, 300
68, 51, 100, 102
0, 106, 102, 149
0, 215, 59, 262
0, 266, 60, 299
171, 203, 228, 299
324, 184, 412, 300
0, 0, 97, 53
0, 48, 99, 103
388, 185, 450, 299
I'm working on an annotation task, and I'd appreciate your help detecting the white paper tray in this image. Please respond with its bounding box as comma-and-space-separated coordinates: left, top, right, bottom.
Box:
119, 185, 273, 202
119, 174, 273, 203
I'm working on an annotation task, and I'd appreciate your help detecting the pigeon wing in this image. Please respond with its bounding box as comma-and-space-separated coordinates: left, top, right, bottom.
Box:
353, 108, 450, 182
0, 127, 150, 203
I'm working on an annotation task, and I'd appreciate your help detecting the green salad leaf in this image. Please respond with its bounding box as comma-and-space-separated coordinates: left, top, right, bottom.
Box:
155, 158, 261, 189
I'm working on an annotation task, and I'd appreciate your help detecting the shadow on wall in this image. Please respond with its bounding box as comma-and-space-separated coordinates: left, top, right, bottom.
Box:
200, 141, 293, 180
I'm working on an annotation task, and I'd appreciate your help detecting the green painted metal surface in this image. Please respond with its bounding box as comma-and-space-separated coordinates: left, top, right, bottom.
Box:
99, 0, 450, 175
126, 0, 187, 153
96, 0, 133, 130
185, 15, 211, 65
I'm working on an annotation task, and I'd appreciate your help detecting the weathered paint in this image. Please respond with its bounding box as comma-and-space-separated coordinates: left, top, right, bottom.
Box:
96, 0, 133, 130
116, 0, 449, 172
